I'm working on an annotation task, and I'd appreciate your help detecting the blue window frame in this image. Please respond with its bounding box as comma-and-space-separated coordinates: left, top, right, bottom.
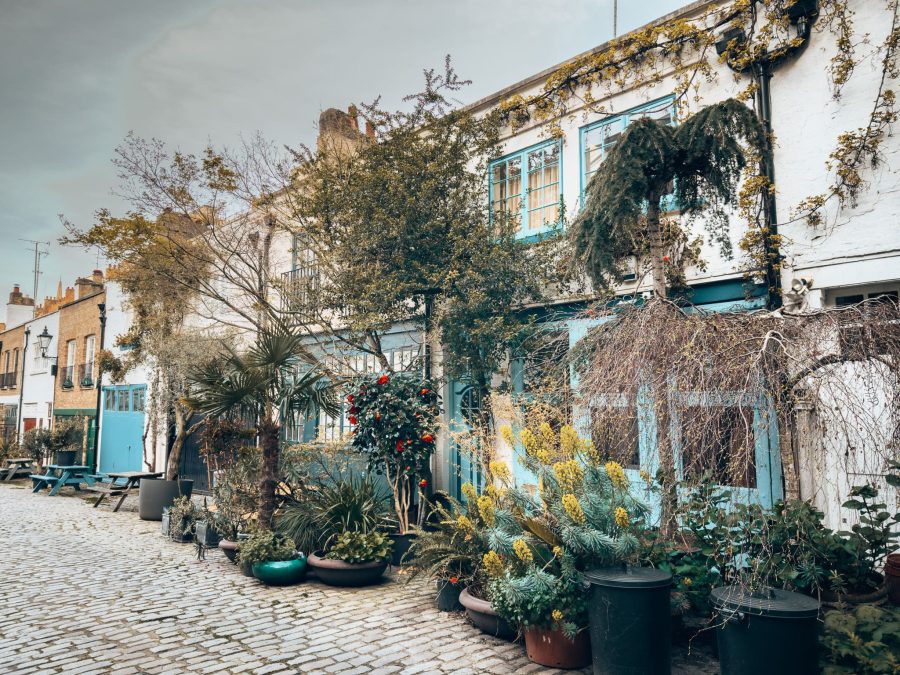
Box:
489, 139, 562, 240
579, 96, 676, 208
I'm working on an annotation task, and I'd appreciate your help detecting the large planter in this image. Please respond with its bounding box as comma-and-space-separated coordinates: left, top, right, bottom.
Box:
524, 626, 591, 669
252, 557, 308, 586
821, 574, 888, 609
194, 521, 220, 548
307, 552, 388, 587
55, 450, 78, 466
459, 587, 516, 640
138, 478, 193, 521
219, 539, 239, 563
711, 585, 820, 675
585, 567, 672, 675
436, 579, 463, 611
390, 532, 417, 566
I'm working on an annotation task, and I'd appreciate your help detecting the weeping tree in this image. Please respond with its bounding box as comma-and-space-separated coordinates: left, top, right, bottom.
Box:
573, 98, 767, 297
187, 324, 338, 529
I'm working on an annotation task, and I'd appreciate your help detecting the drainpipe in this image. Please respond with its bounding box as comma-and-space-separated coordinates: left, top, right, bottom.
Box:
756, 60, 783, 310
90, 302, 106, 471
15, 328, 30, 443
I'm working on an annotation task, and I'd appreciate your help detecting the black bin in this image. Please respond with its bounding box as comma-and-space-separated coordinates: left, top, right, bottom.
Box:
711, 586, 820, 675
585, 566, 673, 675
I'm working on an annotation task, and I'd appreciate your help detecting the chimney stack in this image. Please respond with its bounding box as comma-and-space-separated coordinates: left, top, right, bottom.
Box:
6, 284, 35, 327
347, 105, 359, 133
365, 121, 376, 139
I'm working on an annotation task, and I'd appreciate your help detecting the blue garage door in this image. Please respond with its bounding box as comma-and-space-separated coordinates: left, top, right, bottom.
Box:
99, 385, 147, 474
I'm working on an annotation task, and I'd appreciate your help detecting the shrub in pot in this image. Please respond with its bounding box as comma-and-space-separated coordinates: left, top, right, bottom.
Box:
308, 530, 392, 587
211, 450, 260, 559
346, 374, 439, 549
237, 531, 306, 586
166, 496, 199, 543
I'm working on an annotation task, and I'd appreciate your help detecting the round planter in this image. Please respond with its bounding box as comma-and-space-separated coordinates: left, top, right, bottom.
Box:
821, 575, 888, 609
55, 450, 77, 466
711, 585, 820, 675
252, 557, 308, 586
585, 567, 672, 675
219, 539, 239, 563
524, 626, 591, 669
307, 552, 388, 587
138, 479, 194, 521
459, 587, 516, 640
390, 532, 417, 566
436, 579, 463, 612
886, 553, 900, 606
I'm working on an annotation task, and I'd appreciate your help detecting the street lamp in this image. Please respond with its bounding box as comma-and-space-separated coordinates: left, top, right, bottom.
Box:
36, 326, 52, 358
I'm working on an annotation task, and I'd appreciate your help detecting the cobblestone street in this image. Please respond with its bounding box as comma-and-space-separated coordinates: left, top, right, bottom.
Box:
0, 485, 715, 674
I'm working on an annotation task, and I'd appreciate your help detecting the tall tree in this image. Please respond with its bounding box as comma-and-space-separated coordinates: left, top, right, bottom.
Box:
573, 98, 766, 297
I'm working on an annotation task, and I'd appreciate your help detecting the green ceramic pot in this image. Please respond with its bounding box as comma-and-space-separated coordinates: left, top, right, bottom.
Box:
251, 557, 308, 586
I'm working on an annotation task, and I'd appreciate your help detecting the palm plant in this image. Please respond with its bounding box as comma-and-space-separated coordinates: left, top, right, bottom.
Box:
188, 323, 338, 530
573, 98, 766, 297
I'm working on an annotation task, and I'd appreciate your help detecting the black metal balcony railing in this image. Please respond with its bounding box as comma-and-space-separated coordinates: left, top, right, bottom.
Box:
281, 264, 321, 324
79, 362, 95, 388
61, 365, 75, 389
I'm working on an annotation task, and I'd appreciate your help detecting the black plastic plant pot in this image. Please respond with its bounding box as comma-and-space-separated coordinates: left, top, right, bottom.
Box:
711, 586, 820, 675
138, 478, 194, 521
390, 532, 417, 566
55, 450, 78, 466
436, 579, 463, 611
585, 566, 673, 675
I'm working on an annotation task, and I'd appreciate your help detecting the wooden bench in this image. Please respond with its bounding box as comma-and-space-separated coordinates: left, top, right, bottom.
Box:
85, 471, 162, 512
30, 474, 60, 492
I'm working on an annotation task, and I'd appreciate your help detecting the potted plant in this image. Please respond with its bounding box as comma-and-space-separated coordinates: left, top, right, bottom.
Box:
347, 373, 439, 564
237, 531, 306, 586
307, 530, 393, 587
486, 422, 658, 671
164, 496, 198, 543
48, 419, 84, 466
211, 450, 260, 561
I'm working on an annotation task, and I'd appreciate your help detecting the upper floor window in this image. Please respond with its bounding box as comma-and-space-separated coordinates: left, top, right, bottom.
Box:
490, 140, 562, 240
580, 97, 675, 202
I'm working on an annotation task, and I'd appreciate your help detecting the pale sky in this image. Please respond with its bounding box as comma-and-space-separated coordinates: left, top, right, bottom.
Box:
0, 0, 686, 321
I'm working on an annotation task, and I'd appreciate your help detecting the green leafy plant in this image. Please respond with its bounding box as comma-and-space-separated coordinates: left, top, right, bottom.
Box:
348, 373, 439, 534
276, 462, 391, 554
167, 496, 200, 541
237, 531, 298, 568
210, 448, 260, 540
19, 428, 52, 465
820, 604, 900, 674
325, 530, 393, 564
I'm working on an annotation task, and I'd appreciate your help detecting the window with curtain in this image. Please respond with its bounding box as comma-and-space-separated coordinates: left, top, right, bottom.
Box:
490, 140, 561, 239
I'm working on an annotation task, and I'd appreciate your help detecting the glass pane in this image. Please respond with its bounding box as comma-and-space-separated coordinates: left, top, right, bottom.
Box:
508, 157, 521, 179
680, 405, 757, 488
592, 407, 640, 468
544, 144, 559, 165
527, 148, 543, 172
492, 163, 506, 183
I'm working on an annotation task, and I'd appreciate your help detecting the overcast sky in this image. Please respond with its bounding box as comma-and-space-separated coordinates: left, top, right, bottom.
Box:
0, 0, 685, 321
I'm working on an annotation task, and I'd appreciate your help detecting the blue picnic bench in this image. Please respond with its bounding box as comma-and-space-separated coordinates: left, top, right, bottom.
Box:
30, 465, 96, 496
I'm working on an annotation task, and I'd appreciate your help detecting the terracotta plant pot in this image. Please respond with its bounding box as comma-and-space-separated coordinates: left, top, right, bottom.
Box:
459, 587, 515, 640
524, 626, 591, 669
307, 552, 388, 587
218, 539, 239, 563
885, 553, 900, 606
252, 557, 307, 586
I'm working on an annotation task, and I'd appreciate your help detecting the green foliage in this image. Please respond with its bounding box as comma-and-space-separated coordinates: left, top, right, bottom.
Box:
489, 567, 587, 638
348, 373, 439, 532
573, 99, 766, 294
210, 448, 260, 540
820, 605, 900, 675
325, 530, 393, 564
167, 496, 200, 540
276, 463, 391, 554
19, 428, 52, 464
237, 531, 298, 567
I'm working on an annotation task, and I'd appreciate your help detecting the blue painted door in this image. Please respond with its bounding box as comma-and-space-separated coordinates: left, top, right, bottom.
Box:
99, 385, 147, 474
447, 380, 485, 501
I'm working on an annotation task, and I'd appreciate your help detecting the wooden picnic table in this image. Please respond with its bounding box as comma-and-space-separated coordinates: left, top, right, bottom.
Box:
30, 465, 96, 496
3, 457, 35, 482
89, 471, 163, 512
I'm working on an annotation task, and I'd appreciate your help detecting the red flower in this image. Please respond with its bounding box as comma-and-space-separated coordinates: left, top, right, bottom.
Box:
420, 388, 430, 396
349, 406, 358, 414
396, 440, 404, 452
421, 433, 434, 443
663, 255, 669, 262
419, 479, 428, 489
378, 375, 389, 385
347, 394, 354, 403
406, 466, 411, 471
449, 576, 458, 584
406, 440, 412, 445
375, 412, 381, 421
349, 416, 358, 425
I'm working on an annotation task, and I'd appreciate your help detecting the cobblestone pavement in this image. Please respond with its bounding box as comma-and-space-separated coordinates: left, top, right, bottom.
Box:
0, 484, 717, 674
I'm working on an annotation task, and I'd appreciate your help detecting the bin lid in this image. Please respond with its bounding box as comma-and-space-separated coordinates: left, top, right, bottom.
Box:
584, 566, 672, 589
710, 586, 820, 618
